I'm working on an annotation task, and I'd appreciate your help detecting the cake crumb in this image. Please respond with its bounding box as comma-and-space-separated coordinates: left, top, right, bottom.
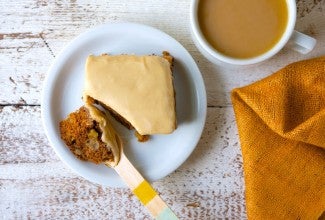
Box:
135, 131, 149, 142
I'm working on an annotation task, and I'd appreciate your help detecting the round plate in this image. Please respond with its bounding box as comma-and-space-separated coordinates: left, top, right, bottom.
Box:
41, 23, 207, 187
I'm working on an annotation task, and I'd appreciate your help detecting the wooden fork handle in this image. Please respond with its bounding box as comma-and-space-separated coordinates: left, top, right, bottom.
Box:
114, 153, 179, 220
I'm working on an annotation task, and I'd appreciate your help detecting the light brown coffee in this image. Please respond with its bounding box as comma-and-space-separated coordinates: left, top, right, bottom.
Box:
198, 0, 288, 59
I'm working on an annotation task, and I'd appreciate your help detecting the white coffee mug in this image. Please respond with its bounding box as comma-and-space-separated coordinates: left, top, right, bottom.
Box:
190, 0, 317, 66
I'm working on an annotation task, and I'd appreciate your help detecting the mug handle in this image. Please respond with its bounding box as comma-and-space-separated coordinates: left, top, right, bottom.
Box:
287, 30, 317, 54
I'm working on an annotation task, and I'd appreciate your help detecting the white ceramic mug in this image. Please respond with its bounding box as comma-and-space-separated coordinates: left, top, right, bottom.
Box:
190, 0, 317, 66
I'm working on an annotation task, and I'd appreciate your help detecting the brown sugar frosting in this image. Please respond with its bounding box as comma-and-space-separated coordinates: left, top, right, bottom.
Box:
83, 54, 176, 136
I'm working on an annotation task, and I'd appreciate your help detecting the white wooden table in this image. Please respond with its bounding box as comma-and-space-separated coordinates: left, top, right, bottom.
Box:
1, 0, 324, 219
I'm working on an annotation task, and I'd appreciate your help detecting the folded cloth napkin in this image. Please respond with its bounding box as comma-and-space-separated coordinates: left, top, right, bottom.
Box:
231, 56, 325, 219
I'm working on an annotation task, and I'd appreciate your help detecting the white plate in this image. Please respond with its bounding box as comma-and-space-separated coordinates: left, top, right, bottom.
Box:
41, 23, 207, 187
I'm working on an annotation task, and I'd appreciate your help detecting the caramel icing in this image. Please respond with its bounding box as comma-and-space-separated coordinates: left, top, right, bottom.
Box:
83, 54, 176, 135
84, 98, 121, 167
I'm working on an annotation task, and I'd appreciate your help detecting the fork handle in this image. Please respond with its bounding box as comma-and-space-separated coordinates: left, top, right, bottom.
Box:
114, 153, 179, 220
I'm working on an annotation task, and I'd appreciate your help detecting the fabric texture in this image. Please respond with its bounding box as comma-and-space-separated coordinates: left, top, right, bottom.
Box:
231, 56, 325, 219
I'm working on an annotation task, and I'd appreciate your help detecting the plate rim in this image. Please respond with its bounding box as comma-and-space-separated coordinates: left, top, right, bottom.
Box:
41, 22, 207, 187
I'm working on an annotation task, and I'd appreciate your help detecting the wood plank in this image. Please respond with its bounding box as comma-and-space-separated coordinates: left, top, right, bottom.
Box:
1, 175, 150, 219
0, 106, 57, 164
1, 173, 245, 219
1, 0, 324, 106
0, 106, 246, 219
0, 31, 53, 105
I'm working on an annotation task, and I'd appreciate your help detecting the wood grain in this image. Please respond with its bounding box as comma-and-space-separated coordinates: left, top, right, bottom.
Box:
1, 0, 324, 106
1, 0, 324, 219
0, 106, 245, 219
0, 106, 56, 164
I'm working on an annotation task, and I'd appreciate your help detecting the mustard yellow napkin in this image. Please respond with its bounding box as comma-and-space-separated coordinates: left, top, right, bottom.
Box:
231, 57, 325, 219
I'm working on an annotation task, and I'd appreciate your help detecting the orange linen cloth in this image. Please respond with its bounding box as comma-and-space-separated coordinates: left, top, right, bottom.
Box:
231, 57, 325, 219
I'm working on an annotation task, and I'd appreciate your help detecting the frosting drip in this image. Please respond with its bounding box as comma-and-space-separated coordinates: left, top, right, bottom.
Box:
84, 98, 121, 167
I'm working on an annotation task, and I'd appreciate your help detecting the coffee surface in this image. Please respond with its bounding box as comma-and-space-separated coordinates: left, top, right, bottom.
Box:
198, 0, 288, 58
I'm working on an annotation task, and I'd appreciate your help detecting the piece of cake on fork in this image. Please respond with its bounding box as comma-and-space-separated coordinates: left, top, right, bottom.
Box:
59, 105, 121, 167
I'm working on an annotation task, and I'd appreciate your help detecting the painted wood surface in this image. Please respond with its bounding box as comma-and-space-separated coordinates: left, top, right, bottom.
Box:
1, 0, 324, 219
